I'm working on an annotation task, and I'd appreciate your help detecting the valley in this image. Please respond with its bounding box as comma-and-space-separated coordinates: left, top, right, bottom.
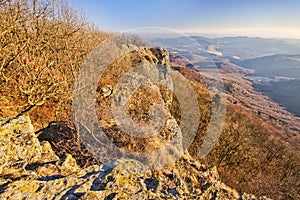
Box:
1, 1, 299, 199
148, 36, 300, 122
144, 35, 300, 198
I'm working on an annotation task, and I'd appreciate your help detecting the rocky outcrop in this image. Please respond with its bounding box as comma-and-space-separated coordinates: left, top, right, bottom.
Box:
0, 116, 271, 199
150, 47, 170, 65
92, 46, 180, 168
0, 47, 271, 199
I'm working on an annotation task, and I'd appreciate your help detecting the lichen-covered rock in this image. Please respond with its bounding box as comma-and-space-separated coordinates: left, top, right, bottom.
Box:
0, 116, 271, 200
0, 116, 42, 175
56, 153, 81, 176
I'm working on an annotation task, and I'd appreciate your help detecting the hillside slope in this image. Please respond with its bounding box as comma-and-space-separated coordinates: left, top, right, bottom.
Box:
171, 56, 300, 200
0, 46, 271, 199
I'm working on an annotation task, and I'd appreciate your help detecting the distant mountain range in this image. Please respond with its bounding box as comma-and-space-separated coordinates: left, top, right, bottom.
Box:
213, 37, 300, 59
148, 36, 300, 60
240, 54, 300, 78
146, 35, 300, 117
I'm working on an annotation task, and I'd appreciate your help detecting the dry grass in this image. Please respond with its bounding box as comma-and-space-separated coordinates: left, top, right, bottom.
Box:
1, 1, 299, 199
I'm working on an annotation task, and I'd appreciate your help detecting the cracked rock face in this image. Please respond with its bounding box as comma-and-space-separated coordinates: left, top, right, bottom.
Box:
0, 116, 42, 175
0, 116, 270, 200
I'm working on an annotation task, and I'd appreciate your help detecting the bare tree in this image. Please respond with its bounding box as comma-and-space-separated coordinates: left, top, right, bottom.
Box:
0, 0, 107, 127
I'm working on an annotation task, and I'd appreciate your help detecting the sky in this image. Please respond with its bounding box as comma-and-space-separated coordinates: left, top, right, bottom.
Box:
69, 0, 300, 38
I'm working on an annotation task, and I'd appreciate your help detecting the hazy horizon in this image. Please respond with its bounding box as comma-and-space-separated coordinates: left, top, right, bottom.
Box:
69, 0, 300, 39
129, 30, 300, 40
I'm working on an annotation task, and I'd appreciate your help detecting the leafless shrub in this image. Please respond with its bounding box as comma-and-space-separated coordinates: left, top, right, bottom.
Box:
203, 105, 300, 199
0, 0, 107, 128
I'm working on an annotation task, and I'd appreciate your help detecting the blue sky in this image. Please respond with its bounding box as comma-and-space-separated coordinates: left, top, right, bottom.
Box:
69, 0, 300, 38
